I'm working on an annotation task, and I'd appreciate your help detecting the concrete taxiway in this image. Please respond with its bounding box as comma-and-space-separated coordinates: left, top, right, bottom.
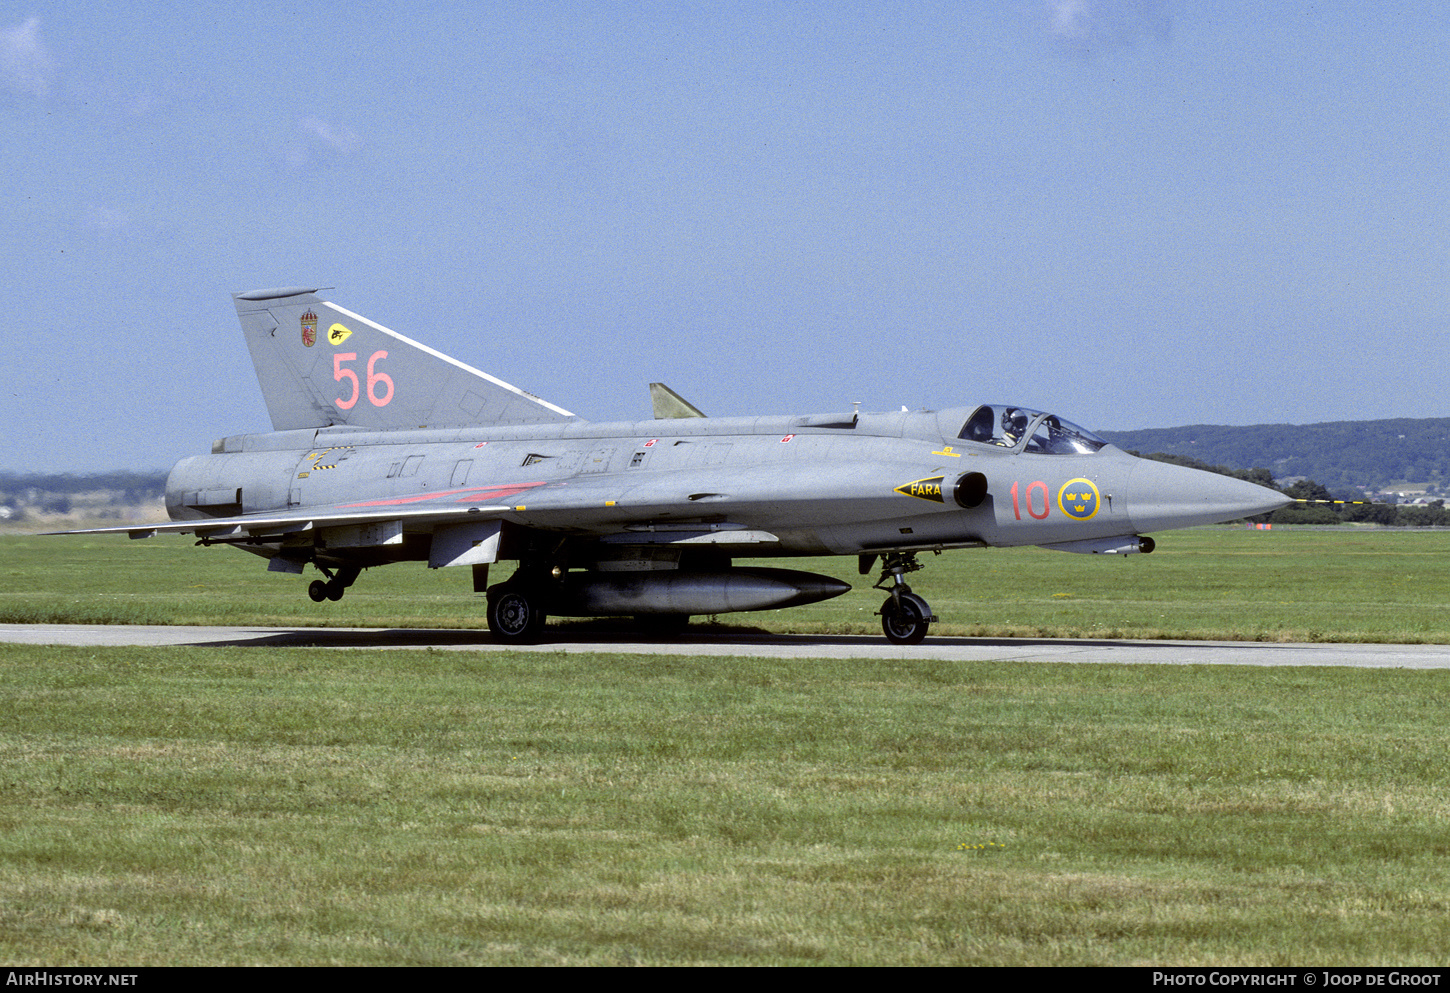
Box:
3, 623, 1449, 667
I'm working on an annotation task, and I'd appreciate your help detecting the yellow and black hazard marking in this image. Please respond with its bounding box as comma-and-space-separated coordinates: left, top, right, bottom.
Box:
1293, 498, 1374, 505
304, 447, 354, 472
895, 476, 945, 502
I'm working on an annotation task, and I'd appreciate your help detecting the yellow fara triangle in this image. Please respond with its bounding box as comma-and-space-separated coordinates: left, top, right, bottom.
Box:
328, 323, 353, 345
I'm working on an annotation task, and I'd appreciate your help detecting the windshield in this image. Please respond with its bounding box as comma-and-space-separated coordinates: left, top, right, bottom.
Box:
957, 405, 1108, 454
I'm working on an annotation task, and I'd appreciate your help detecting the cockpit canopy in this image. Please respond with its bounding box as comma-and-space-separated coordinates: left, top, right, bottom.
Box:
958, 404, 1108, 455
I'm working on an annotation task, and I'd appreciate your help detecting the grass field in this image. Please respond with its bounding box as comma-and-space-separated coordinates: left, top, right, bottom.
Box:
3, 529, 1450, 965
3, 646, 1450, 966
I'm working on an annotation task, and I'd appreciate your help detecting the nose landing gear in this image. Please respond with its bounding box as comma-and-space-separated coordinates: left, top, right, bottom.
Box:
872, 551, 938, 645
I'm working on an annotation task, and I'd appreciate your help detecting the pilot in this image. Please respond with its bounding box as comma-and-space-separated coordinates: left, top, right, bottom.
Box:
1000, 408, 1029, 447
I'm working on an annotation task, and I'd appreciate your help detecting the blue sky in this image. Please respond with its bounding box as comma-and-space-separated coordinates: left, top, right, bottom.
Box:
3, 1, 1448, 473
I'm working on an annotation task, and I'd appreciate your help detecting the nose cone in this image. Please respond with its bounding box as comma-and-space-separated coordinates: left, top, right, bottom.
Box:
1126, 458, 1292, 532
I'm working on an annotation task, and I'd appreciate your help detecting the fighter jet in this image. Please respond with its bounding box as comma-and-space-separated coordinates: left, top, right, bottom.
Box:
57, 287, 1291, 644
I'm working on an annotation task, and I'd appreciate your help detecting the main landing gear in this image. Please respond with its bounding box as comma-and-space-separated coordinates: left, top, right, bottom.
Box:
871, 551, 938, 645
484, 560, 558, 643
485, 579, 549, 642
307, 564, 360, 603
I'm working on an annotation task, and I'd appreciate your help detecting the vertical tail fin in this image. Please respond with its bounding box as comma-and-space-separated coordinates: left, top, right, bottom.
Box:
233, 287, 575, 431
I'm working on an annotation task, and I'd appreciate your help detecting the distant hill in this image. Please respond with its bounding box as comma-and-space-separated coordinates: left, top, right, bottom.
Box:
1100, 419, 1450, 496
0, 470, 167, 529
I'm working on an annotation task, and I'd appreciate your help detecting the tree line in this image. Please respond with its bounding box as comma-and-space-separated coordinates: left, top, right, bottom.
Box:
1101, 417, 1450, 496
0, 471, 167, 520
1135, 454, 1450, 527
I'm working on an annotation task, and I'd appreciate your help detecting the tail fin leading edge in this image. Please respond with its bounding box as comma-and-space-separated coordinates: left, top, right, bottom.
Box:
233, 287, 575, 431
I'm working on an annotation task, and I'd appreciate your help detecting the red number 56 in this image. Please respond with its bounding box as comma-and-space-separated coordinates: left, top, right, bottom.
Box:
334, 350, 394, 409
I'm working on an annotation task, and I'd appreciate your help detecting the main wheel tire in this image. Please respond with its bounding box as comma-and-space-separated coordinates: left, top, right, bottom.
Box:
487, 586, 547, 643
308, 580, 329, 603
881, 592, 931, 645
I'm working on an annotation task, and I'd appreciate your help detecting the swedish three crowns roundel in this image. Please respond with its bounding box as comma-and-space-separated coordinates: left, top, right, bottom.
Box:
1057, 478, 1101, 521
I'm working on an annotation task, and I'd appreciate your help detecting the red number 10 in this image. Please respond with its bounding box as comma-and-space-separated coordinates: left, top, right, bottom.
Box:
1009, 480, 1050, 520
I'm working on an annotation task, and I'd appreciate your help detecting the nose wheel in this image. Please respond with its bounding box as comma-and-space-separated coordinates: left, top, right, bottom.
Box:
873, 552, 938, 645
881, 591, 933, 644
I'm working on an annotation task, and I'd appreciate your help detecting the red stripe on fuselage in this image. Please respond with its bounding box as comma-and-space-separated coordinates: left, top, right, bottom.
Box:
341, 481, 547, 508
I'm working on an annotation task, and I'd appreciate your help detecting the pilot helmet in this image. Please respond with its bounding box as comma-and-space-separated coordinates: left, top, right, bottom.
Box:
1001, 408, 1028, 438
